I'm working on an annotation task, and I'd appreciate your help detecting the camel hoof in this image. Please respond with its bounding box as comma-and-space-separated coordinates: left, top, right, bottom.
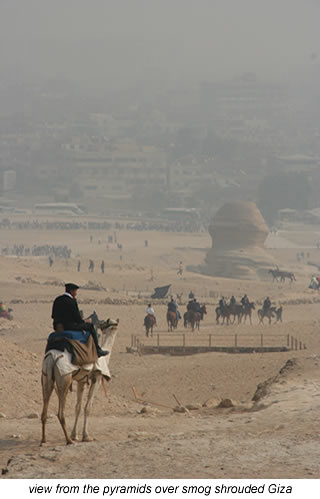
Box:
82, 436, 95, 442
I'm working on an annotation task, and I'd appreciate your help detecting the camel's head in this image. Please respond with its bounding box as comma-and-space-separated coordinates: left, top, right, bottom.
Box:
99, 318, 119, 332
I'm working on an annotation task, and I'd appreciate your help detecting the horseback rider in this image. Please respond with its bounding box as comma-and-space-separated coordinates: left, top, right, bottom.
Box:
190, 298, 201, 313
168, 297, 177, 313
51, 283, 108, 357
188, 290, 195, 300
219, 296, 226, 310
263, 296, 271, 313
241, 294, 249, 306
168, 297, 180, 321
230, 295, 236, 307
145, 303, 157, 325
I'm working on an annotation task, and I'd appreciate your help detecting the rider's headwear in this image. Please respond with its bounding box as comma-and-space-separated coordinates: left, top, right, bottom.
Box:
65, 283, 79, 292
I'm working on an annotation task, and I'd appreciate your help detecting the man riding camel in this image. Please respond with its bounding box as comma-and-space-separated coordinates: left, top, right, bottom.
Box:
51, 283, 108, 358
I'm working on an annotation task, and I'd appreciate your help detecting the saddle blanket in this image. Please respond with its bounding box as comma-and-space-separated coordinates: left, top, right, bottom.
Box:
47, 330, 91, 344
43, 348, 111, 380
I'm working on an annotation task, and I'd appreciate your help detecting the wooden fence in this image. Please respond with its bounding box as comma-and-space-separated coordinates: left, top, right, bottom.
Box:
128, 332, 306, 355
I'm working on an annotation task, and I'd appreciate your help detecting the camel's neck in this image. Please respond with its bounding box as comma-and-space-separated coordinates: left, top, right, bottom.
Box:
100, 328, 118, 353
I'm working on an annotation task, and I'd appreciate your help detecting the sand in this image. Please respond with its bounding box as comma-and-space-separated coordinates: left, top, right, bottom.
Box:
0, 218, 320, 478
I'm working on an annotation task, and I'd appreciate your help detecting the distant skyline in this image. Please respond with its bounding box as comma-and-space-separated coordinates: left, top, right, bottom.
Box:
0, 0, 319, 91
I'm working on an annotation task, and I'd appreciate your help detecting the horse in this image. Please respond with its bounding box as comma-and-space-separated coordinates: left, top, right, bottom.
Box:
258, 307, 277, 325
268, 269, 296, 283
86, 310, 100, 327
199, 304, 207, 321
185, 305, 207, 331
167, 310, 178, 332
216, 305, 231, 325
268, 269, 281, 282
41, 318, 119, 445
144, 314, 156, 337
279, 271, 296, 282
241, 302, 255, 324
229, 304, 243, 324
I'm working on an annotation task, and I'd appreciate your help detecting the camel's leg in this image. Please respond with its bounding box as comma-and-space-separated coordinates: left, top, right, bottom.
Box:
40, 373, 54, 445
82, 376, 100, 442
56, 374, 73, 445
71, 381, 85, 441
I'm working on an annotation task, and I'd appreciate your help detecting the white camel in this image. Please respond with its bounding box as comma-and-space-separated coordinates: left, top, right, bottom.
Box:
41, 318, 119, 445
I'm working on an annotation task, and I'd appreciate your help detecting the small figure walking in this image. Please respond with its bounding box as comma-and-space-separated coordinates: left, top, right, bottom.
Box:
77, 260, 81, 272
101, 260, 105, 273
89, 259, 94, 272
177, 261, 183, 277
49, 256, 53, 267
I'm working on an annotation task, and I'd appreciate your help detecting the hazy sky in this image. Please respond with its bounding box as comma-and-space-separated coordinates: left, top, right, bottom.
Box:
0, 0, 319, 90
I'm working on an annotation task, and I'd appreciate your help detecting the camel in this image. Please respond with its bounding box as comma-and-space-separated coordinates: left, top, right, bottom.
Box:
41, 318, 119, 445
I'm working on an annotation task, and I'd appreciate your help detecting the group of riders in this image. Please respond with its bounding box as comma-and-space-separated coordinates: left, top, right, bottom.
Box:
217, 294, 282, 325
219, 294, 271, 312
144, 291, 204, 334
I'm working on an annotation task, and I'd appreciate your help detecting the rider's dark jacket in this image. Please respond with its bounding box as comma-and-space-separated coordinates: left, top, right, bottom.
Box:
168, 301, 177, 313
51, 293, 85, 331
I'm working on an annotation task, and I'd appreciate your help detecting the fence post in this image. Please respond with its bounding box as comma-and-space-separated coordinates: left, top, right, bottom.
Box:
287, 334, 290, 347
183, 334, 185, 348
261, 334, 263, 348
295, 338, 298, 350
291, 336, 294, 350
157, 334, 160, 349
299, 341, 302, 350
235, 334, 237, 347
209, 334, 212, 347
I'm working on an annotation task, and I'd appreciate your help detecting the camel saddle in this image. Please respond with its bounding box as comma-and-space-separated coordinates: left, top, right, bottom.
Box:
45, 330, 98, 366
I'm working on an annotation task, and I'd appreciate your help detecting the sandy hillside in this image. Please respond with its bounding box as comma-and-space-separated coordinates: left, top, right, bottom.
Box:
1, 219, 320, 478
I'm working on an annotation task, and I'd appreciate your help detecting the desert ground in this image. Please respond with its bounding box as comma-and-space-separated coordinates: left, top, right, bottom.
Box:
1, 215, 320, 479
